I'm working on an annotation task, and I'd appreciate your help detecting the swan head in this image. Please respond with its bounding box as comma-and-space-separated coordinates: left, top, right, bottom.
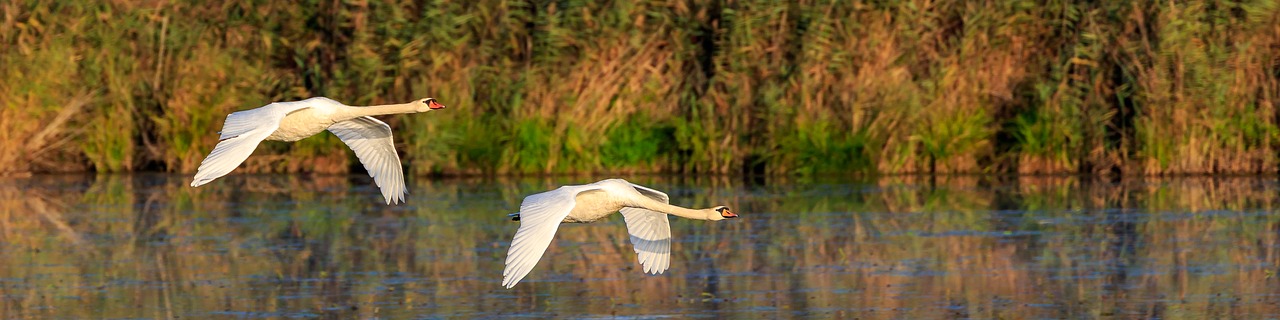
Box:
417, 98, 446, 112
713, 206, 738, 220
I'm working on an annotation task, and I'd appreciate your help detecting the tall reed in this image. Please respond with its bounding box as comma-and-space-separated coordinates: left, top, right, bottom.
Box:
2, 0, 1277, 176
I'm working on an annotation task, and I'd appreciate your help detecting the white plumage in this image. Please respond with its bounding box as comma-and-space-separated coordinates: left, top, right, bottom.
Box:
190, 97, 445, 205
502, 178, 738, 288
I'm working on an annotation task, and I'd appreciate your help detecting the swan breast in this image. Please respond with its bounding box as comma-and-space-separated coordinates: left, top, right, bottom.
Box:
267, 108, 336, 141
563, 189, 625, 223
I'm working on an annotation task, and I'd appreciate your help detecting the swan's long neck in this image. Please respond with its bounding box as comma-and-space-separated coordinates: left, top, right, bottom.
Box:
630, 196, 717, 220
334, 102, 421, 121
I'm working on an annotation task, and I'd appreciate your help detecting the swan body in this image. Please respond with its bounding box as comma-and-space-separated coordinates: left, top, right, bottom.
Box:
502, 178, 738, 288
189, 97, 446, 204
267, 107, 343, 141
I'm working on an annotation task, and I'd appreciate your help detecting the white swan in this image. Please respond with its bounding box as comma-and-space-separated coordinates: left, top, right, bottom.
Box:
189, 97, 446, 204
501, 178, 739, 288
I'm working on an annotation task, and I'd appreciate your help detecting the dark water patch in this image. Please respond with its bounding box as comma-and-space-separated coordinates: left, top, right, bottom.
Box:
209, 311, 322, 318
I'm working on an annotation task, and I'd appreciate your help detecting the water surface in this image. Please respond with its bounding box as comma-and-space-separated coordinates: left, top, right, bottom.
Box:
1, 175, 1278, 318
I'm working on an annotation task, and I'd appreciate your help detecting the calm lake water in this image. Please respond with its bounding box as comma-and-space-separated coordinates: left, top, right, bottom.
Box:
1, 174, 1278, 318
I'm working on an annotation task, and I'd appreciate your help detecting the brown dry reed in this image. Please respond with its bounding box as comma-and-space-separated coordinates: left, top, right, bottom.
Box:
2, 0, 1278, 176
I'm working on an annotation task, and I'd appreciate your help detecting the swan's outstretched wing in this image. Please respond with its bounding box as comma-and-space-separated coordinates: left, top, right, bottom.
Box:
328, 116, 406, 205
190, 102, 310, 187
503, 186, 599, 288
627, 183, 670, 204
620, 183, 673, 274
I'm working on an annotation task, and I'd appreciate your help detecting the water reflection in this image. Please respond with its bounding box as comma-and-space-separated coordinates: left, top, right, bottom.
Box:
1, 175, 1278, 318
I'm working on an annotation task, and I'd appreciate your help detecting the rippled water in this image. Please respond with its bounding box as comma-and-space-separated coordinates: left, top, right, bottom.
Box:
1, 174, 1278, 318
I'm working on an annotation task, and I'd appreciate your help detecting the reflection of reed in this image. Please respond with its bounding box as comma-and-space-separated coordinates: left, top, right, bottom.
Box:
0, 175, 1278, 318
0, 179, 84, 247
26, 193, 85, 247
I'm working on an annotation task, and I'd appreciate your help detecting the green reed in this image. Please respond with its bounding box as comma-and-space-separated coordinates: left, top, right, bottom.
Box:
2, 1, 1278, 176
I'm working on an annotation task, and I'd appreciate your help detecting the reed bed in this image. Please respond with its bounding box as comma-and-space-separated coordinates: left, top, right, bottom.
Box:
2, 0, 1277, 176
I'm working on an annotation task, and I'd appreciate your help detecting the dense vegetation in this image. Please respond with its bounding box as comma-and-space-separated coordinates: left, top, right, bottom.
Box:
3, 1, 1279, 176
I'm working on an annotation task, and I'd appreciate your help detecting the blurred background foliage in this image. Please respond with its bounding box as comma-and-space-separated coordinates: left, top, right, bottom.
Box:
2, 0, 1279, 176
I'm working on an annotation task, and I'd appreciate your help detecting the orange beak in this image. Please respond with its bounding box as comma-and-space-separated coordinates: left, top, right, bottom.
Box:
722, 209, 738, 218
428, 100, 446, 110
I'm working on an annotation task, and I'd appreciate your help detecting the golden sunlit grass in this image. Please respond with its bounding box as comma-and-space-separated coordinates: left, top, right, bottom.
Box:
1, 1, 1277, 176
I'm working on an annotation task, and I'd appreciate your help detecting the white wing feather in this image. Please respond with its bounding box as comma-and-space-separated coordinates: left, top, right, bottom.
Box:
502, 185, 598, 288
190, 102, 310, 187
620, 183, 673, 275
328, 116, 406, 205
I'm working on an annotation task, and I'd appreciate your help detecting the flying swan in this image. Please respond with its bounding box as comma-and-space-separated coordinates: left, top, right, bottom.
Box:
189, 97, 446, 204
502, 178, 739, 288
